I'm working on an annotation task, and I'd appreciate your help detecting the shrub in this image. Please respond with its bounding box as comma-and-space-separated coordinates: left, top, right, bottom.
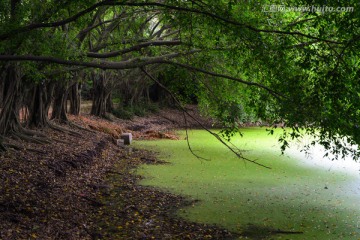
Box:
112, 108, 134, 120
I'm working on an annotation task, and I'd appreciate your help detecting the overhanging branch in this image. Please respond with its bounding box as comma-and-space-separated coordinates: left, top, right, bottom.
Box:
140, 66, 271, 169
160, 60, 284, 99
0, 50, 281, 99
0, 51, 199, 69
87, 40, 182, 58
0, 1, 345, 45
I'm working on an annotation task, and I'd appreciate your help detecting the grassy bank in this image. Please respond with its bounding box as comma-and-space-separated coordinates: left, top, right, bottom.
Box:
135, 128, 360, 239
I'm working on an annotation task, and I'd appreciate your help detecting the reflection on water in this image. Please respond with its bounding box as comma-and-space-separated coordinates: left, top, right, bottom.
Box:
287, 140, 360, 176
287, 141, 360, 198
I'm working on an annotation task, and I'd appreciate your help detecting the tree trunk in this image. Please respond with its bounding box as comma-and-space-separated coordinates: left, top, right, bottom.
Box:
0, 135, 6, 151
106, 93, 114, 112
27, 82, 54, 128
90, 73, 110, 117
68, 82, 81, 115
51, 83, 69, 122
0, 65, 5, 108
0, 64, 23, 135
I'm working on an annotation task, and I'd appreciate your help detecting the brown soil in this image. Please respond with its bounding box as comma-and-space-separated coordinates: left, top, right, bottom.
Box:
0, 108, 239, 240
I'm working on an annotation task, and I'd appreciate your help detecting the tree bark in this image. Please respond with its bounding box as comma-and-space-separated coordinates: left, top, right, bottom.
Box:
90, 72, 110, 117
0, 67, 4, 108
0, 64, 23, 135
68, 82, 81, 115
0, 136, 6, 151
51, 83, 69, 122
26, 82, 54, 128
0, 51, 197, 70
106, 93, 114, 113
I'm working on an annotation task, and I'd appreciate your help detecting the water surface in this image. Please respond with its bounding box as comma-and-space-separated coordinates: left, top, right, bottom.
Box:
135, 128, 360, 239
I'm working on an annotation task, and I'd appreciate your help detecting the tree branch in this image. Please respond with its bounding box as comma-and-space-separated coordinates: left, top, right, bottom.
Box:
121, 2, 345, 45
0, 0, 345, 45
0, 0, 114, 41
87, 40, 182, 58
285, 40, 321, 49
140, 66, 271, 169
160, 61, 284, 99
0, 50, 200, 69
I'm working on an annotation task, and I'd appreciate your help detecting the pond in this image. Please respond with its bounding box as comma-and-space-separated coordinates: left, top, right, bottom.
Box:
135, 128, 360, 239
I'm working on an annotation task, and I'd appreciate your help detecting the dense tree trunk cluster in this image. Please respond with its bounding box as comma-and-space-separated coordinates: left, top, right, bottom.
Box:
0, 64, 22, 135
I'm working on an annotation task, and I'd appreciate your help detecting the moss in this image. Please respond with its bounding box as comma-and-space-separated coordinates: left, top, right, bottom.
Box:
135, 128, 360, 239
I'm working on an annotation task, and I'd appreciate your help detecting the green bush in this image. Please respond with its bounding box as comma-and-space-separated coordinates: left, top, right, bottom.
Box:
146, 102, 160, 113
112, 108, 134, 120
112, 101, 160, 119
132, 105, 146, 117
112, 98, 121, 104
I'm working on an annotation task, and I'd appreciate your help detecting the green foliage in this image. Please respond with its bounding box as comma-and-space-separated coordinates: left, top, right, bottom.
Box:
146, 102, 160, 113
132, 104, 147, 117
158, 66, 199, 105
112, 107, 134, 120
149, 0, 360, 159
112, 101, 160, 120
112, 98, 121, 104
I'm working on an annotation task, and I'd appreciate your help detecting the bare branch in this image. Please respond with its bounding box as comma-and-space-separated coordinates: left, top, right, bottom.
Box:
77, 6, 110, 42
77, 16, 122, 41
183, 111, 210, 161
